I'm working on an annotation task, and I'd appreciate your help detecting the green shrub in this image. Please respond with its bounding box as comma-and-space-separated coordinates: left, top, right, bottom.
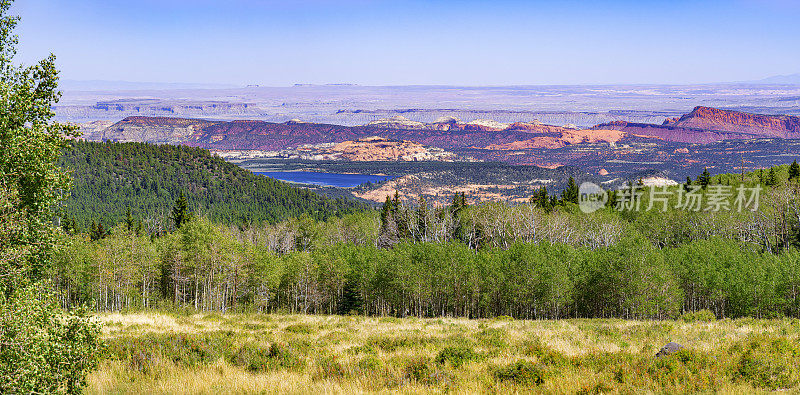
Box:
315, 355, 347, 379
109, 332, 234, 370
647, 349, 724, 391
404, 357, 449, 386
357, 355, 382, 373
680, 309, 716, 323
230, 342, 304, 372
734, 337, 800, 390
519, 339, 569, 367
495, 361, 545, 385
435, 346, 481, 368
368, 336, 432, 352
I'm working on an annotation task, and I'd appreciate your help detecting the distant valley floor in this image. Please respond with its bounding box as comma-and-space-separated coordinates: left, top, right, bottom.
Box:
233, 136, 800, 205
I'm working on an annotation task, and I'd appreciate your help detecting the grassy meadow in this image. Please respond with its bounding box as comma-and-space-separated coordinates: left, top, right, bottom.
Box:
88, 312, 800, 394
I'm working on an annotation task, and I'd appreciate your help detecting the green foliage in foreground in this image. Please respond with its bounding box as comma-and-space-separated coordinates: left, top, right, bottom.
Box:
0, 1, 101, 392
0, 287, 101, 394
93, 313, 800, 393
60, 140, 369, 230
52, 216, 800, 320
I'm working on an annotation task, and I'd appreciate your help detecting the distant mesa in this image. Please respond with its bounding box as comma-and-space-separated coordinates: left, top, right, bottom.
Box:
640, 177, 678, 187
324, 136, 458, 162
433, 116, 461, 124
481, 129, 626, 150
751, 73, 800, 85
666, 106, 800, 138
366, 115, 426, 129
368, 116, 521, 132
594, 106, 800, 143
467, 119, 510, 130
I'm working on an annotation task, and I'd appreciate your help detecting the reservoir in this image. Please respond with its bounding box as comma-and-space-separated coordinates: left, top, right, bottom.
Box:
256, 171, 394, 188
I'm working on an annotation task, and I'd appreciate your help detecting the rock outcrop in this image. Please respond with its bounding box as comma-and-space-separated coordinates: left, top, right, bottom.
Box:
655, 342, 684, 358
366, 116, 426, 129
666, 106, 800, 138
594, 106, 800, 143
99, 116, 218, 144
320, 136, 458, 161
593, 120, 756, 143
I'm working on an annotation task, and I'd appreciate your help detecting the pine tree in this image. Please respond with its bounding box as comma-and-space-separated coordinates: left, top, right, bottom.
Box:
459, 192, 468, 210
89, 221, 107, 241
766, 167, 777, 187
390, 191, 410, 239
338, 277, 362, 315
530, 186, 546, 207
699, 168, 711, 189
451, 192, 467, 215
450, 192, 467, 241
380, 196, 393, 229
561, 177, 579, 204
170, 191, 190, 230
124, 207, 134, 231
89, 221, 98, 241
607, 189, 618, 209
789, 160, 800, 182
61, 216, 78, 235
531, 186, 553, 212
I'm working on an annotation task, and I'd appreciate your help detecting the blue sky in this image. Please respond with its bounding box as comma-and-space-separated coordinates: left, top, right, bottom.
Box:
9, 0, 800, 86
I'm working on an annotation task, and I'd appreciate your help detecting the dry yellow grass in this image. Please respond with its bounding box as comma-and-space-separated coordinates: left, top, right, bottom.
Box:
88, 313, 800, 394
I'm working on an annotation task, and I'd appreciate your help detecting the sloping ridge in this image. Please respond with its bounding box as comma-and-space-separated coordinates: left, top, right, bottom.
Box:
100, 106, 800, 150
594, 106, 800, 143
102, 117, 599, 150
592, 120, 757, 144
665, 106, 800, 138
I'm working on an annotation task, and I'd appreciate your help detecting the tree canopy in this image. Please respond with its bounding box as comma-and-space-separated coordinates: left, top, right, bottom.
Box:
0, 1, 101, 392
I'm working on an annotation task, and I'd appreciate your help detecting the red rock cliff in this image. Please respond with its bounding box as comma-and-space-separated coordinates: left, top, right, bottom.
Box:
668, 106, 800, 138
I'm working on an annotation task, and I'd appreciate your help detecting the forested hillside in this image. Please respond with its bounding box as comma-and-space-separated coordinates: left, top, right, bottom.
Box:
50, 163, 800, 319
60, 140, 368, 229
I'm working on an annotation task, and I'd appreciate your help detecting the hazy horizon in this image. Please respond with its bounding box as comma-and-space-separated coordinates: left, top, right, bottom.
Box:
57, 76, 800, 90
11, 0, 800, 86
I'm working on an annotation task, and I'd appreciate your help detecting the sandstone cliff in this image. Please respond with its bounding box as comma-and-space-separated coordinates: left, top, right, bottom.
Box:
320, 136, 458, 161
665, 106, 800, 138
592, 121, 757, 144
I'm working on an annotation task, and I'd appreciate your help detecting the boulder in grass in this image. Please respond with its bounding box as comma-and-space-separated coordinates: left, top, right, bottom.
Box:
655, 342, 684, 358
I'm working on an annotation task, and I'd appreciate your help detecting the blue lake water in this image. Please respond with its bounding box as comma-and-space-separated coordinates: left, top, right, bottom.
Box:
256, 171, 394, 187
